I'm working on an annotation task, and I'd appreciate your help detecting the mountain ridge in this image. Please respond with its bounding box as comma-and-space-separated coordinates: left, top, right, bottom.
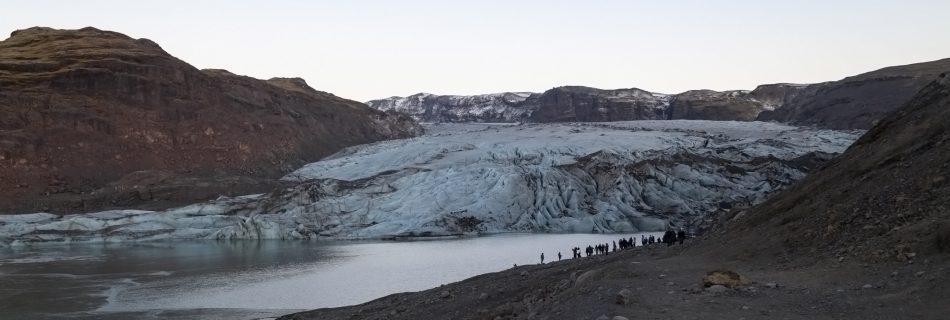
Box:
368, 59, 950, 128
0, 26, 422, 214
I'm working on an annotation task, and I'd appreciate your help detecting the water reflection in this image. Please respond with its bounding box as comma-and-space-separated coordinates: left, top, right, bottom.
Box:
0, 232, 661, 319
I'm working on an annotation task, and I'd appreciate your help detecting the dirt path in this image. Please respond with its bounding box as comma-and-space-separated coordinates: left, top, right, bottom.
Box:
278, 243, 949, 320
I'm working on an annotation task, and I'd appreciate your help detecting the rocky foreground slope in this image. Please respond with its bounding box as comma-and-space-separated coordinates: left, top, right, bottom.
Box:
368, 59, 950, 129
278, 76, 950, 320
710, 72, 950, 264
0, 27, 421, 214
0, 121, 860, 245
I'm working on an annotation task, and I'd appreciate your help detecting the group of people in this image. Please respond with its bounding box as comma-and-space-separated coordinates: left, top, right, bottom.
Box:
662, 229, 687, 246
542, 230, 690, 264
637, 230, 687, 246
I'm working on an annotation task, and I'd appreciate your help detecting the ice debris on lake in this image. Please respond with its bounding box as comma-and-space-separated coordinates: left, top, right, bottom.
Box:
0, 121, 863, 245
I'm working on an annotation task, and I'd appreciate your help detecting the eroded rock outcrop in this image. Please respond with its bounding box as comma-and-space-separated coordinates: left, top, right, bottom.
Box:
528, 86, 670, 122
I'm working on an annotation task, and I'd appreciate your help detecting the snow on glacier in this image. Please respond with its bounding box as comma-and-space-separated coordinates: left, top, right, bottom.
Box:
0, 121, 863, 245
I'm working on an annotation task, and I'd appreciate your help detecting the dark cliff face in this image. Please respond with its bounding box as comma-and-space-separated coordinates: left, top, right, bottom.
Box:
668, 84, 809, 121
668, 90, 761, 121
711, 73, 950, 263
0, 27, 421, 214
757, 58, 950, 129
527, 86, 669, 122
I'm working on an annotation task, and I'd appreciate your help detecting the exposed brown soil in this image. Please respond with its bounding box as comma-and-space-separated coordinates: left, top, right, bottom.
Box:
0, 27, 421, 214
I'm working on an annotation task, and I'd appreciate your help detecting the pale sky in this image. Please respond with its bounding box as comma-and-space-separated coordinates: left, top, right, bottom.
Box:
2, 0, 949, 101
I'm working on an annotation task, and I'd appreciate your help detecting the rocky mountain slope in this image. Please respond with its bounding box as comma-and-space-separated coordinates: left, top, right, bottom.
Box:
0, 27, 421, 214
757, 58, 950, 129
709, 72, 950, 264
0, 121, 861, 245
368, 59, 949, 128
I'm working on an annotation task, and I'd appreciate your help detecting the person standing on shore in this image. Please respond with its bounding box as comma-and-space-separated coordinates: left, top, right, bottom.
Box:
540, 252, 545, 264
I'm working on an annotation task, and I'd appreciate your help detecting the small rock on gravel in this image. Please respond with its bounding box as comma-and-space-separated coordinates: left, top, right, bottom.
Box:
596, 315, 610, 320
616, 289, 635, 305
613, 317, 630, 320
765, 282, 779, 288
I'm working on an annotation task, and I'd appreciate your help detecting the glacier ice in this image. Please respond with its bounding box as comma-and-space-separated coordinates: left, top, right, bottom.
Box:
0, 121, 862, 245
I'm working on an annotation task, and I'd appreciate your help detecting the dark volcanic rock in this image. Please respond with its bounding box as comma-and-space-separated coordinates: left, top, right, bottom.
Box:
669, 90, 762, 121
0, 27, 421, 214
669, 84, 808, 121
528, 86, 669, 122
713, 72, 950, 263
757, 58, 950, 129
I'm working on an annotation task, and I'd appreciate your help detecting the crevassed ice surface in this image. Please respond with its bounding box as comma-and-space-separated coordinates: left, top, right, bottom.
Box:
0, 121, 863, 245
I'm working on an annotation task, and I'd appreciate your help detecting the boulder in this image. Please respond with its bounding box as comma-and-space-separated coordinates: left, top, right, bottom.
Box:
616, 288, 636, 305
702, 270, 746, 288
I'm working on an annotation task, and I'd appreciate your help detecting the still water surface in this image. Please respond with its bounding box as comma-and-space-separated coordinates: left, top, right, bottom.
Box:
0, 232, 661, 319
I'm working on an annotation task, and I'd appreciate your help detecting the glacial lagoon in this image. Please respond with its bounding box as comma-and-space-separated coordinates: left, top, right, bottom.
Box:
0, 232, 663, 319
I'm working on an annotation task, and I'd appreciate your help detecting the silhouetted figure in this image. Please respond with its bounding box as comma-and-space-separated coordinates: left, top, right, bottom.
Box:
677, 229, 686, 244
612, 241, 617, 252
540, 252, 545, 264
663, 230, 675, 246
558, 252, 562, 261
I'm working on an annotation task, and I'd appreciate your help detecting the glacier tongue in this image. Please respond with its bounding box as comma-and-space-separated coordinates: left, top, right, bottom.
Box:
0, 121, 862, 245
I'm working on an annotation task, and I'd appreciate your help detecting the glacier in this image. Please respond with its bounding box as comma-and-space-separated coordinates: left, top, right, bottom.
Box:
0, 121, 862, 246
